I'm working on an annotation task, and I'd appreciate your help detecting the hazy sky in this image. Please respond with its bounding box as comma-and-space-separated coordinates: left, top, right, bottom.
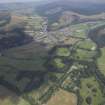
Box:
0, 0, 105, 3
0, 0, 41, 3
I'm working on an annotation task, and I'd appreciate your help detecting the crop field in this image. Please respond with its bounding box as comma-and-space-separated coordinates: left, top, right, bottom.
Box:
63, 37, 80, 45
70, 24, 89, 38
46, 89, 77, 105
25, 16, 44, 31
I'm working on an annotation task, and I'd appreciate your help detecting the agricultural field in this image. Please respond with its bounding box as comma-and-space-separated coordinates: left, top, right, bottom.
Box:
63, 37, 80, 45
70, 20, 105, 39
3, 15, 26, 30
79, 77, 105, 105
70, 23, 89, 38
45, 89, 77, 105
25, 16, 45, 32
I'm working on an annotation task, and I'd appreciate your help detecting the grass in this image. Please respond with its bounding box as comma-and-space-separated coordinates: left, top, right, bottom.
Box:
97, 48, 105, 76
71, 23, 89, 38
80, 77, 105, 105
56, 47, 70, 57
52, 58, 65, 69
90, 21, 105, 29
70, 21, 105, 39
73, 49, 97, 61
76, 39, 97, 50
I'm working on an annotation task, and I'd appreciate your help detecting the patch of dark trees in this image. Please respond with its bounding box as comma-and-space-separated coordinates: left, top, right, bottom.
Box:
0, 70, 47, 95
88, 25, 105, 48
0, 28, 33, 52
0, 12, 11, 27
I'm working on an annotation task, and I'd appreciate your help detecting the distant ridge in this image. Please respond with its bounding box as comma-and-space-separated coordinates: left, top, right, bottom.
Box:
36, 0, 105, 15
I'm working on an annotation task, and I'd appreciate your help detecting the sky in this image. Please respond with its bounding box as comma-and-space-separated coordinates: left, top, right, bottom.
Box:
0, 0, 42, 3
0, 0, 105, 3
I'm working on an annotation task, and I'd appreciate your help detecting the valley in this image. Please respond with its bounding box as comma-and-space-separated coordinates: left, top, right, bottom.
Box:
0, 1, 105, 105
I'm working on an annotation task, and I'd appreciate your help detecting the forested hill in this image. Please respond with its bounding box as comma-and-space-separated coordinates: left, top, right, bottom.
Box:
36, 0, 105, 16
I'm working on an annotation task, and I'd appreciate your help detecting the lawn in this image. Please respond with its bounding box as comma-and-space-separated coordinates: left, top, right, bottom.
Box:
80, 77, 105, 105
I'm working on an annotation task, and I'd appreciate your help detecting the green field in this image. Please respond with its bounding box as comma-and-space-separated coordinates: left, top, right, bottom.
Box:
76, 39, 97, 50
73, 48, 97, 61
70, 21, 105, 39
52, 58, 65, 69
90, 21, 105, 29
80, 77, 105, 105
97, 48, 105, 76
71, 23, 89, 38
56, 47, 70, 57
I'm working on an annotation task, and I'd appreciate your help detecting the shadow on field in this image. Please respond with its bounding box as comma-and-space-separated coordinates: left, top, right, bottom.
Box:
0, 26, 50, 97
